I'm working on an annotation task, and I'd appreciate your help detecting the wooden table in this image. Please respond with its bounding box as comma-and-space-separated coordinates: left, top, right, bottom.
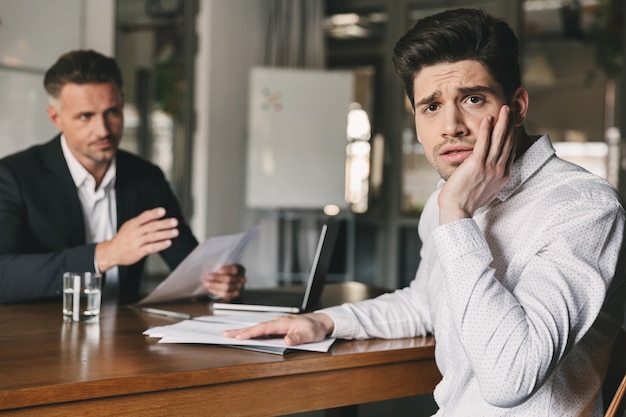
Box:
0, 282, 440, 416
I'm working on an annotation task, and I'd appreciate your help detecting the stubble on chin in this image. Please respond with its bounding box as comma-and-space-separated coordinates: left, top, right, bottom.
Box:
88, 146, 118, 166
434, 160, 462, 182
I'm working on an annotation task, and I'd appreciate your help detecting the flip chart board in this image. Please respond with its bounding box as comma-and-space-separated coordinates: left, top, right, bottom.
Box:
246, 67, 353, 209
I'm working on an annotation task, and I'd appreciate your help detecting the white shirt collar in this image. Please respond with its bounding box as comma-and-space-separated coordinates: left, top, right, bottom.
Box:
60, 135, 116, 190
496, 134, 553, 202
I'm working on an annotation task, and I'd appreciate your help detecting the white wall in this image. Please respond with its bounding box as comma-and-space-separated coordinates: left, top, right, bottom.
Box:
84, 0, 115, 55
0, 0, 114, 156
191, 0, 265, 240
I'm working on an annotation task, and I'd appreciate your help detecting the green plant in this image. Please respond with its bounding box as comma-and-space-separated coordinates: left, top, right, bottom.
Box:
589, 0, 623, 79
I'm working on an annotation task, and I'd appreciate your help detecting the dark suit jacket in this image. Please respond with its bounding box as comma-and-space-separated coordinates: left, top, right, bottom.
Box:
0, 136, 198, 303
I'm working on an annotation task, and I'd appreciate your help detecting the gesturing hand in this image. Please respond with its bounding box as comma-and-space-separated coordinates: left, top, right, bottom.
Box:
438, 105, 515, 225
95, 207, 179, 272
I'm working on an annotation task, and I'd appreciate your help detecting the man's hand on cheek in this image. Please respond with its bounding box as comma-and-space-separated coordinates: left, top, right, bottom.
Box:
438, 105, 515, 225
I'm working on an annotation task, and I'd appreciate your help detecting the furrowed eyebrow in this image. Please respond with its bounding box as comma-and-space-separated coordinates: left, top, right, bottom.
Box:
415, 85, 497, 106
415, 91, 441, 107
458, 85, 497, 95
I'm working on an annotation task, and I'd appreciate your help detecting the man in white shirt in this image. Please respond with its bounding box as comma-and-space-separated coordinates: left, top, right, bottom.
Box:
224, 8, 626, 416
0, 50, 245, 303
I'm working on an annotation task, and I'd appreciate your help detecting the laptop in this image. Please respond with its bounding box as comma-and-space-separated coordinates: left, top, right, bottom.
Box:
211, 221, 340, 314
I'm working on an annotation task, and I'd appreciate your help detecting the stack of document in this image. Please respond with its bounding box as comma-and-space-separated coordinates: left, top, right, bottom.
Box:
143, 312, 335, 355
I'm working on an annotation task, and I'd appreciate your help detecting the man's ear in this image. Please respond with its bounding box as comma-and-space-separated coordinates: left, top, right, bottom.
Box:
511, 87, 529, 127
46, 105, 63, 131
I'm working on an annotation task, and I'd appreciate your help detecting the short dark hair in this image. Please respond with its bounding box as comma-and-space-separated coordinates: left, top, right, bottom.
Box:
392, 8, 521, 108
43, 50, 123, 99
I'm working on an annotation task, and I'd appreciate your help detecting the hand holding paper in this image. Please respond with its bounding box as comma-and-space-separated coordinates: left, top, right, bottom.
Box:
201, 264, 246, 301
136, 228, 258, 305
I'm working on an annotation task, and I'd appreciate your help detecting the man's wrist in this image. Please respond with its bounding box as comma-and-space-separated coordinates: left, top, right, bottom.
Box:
94, 242, 112, 273
312, 312, 335, 336
439, 207, 472, 225
93, 253, 101, 274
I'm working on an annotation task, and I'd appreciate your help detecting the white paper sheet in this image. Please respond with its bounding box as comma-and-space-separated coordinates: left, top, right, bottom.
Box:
143, 313, 335, 354
136, 228, 259, 305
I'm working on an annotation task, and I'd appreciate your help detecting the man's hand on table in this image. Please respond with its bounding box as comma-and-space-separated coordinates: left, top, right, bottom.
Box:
223, 312, 335, 346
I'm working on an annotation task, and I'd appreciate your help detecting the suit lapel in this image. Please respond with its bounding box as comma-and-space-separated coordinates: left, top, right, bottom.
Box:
114, 152, 138, 286
114, 151, 136, 228
40, 137, 86, 244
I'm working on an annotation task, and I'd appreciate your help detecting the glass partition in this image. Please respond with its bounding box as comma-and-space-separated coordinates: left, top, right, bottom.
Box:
115, 0, 196, 216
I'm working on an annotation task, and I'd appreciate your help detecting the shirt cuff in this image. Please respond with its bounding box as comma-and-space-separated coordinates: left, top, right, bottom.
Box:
93, 254, 100, 274
433, 218, 488, 267
317, 304, 360, 339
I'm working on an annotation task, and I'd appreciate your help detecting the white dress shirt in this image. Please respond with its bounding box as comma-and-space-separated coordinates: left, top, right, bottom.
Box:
61, 136, 119, 298
323, 135, 626, 416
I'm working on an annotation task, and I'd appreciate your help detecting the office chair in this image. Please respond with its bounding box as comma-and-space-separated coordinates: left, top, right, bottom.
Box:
603, 328, 626, 417
605, 374, 626, 417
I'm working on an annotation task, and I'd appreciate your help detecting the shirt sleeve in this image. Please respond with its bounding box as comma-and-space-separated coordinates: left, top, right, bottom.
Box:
323, 278, 433, 340
433, 198, 625, 407
322, 191, 441, 340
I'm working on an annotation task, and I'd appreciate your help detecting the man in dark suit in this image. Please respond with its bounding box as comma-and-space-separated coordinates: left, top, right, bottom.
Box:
0, 49, 245, 304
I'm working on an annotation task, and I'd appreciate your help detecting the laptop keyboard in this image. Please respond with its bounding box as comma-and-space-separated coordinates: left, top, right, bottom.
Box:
238, 291, 304, 307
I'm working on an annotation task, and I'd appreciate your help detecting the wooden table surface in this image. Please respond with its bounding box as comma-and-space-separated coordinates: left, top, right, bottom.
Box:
0, 282, 440, 416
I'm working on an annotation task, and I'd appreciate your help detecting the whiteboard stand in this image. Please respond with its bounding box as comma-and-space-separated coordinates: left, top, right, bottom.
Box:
245, 67, 355, 286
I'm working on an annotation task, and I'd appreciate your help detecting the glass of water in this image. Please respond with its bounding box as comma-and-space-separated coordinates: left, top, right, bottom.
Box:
63, 272, 102, 322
